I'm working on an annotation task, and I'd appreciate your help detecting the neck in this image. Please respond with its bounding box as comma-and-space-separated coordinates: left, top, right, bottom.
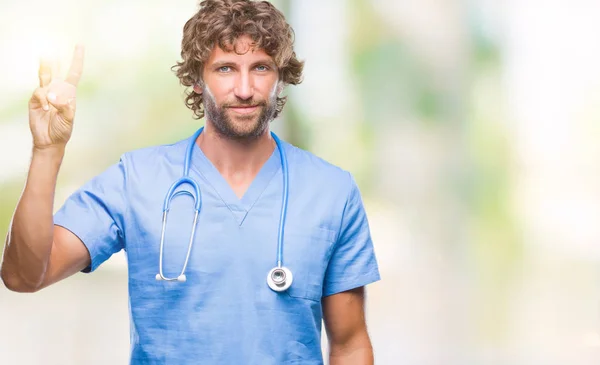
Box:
196, 122, 275, 178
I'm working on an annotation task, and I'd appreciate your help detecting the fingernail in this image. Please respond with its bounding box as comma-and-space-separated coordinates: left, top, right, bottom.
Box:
48, 92, 56, 102
43, 105, 49, 111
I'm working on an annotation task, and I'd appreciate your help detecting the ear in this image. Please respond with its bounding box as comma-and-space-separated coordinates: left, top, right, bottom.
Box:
276, 81, 285, 95
193, 82, 203, 94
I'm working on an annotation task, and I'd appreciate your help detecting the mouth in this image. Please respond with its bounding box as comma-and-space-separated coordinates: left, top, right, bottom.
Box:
227, 105, 260, 115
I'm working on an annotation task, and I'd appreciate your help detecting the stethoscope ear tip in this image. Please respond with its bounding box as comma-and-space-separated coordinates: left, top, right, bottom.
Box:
155, 273, 187, 282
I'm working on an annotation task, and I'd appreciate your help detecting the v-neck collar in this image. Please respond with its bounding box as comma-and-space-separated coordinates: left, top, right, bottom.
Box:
189, 136, 282, 226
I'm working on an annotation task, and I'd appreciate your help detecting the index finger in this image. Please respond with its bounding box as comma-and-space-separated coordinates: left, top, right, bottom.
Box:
65, 44, 85, 86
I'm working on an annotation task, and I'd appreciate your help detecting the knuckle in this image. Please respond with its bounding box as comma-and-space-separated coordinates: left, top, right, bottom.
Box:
33, 88, 45, 99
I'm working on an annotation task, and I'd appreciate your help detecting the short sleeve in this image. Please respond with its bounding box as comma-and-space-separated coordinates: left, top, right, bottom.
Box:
53, 156, 128, 273
323, 173, 381, 296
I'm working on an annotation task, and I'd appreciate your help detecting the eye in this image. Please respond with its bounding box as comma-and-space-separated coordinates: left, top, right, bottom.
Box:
255, 65, 269, 72
217, 66, 231, 72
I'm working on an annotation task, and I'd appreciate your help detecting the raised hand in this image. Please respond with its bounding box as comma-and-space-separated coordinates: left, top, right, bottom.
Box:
28, 45, 85, 150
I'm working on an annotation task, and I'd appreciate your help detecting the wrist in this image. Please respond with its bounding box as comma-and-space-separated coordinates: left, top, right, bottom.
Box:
32, 144, 66, 165
33, 144, 65, 156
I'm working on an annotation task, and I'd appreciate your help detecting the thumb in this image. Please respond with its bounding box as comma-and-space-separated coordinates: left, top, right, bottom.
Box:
47, 92, 76, 119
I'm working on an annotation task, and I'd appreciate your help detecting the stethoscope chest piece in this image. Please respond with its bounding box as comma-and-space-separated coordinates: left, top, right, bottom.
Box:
267, 266, 293, 292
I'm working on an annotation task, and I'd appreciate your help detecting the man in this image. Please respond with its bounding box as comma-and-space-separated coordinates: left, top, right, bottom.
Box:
1, 0, 380, 364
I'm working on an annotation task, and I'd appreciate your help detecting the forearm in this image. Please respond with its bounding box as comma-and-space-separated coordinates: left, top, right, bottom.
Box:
1, 146, 64, 291
329, 333, 374, 365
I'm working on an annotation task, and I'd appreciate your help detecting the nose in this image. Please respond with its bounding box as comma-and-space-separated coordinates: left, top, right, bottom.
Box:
233, 70, 254, 101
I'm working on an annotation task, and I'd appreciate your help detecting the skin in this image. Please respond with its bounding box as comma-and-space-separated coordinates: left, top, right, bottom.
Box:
193, 35, 282, 198
324, 287, 375, 365
1, 45, 91, 293
0, 35, 374, 364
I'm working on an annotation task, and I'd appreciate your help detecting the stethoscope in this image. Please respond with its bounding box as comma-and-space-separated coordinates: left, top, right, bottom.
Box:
155, 126, 293, 293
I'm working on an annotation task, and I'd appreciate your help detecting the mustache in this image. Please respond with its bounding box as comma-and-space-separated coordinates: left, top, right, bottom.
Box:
223, 99, 266, 108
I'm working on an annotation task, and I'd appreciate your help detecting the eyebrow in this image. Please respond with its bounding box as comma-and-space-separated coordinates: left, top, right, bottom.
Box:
251, 60, 277, 69
210, 59, 277, 69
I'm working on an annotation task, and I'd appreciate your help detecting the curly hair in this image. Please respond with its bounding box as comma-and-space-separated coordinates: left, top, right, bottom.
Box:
172, 0, 304, 120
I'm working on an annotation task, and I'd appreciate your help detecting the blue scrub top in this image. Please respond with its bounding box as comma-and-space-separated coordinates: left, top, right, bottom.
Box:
54, 131, 380, 364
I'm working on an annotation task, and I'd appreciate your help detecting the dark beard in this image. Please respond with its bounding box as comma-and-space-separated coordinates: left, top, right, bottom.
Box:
203, 87, 277, 140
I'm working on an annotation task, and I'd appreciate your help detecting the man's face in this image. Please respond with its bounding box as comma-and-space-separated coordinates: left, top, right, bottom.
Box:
197, 35, 280, 140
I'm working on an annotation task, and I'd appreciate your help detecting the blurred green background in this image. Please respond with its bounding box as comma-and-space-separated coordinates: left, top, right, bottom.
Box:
2, 0, 600, 364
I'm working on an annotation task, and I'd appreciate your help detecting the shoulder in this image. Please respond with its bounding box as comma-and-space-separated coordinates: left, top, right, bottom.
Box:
282, 140, 356, 196
120, 135, 189, 167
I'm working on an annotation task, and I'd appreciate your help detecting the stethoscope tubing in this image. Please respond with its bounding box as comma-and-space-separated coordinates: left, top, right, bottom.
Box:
156, 126, 290, 288
271, 132, 288, 268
